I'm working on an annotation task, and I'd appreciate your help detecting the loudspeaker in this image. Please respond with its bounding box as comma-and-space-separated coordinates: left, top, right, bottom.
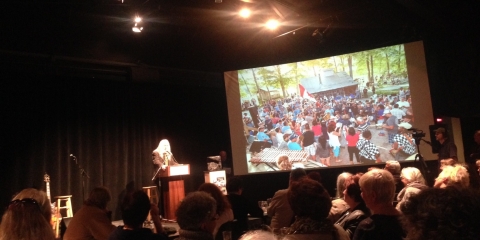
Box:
429, 124, 447, 154
248, 106, 260, 128
249, 141, 272, 153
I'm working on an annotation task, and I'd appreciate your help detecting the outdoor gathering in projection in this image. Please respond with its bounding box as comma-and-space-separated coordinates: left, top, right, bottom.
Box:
238, 44, 415, 173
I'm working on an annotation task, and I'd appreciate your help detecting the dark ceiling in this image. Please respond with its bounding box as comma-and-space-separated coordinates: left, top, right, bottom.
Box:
0, 0, 478, 72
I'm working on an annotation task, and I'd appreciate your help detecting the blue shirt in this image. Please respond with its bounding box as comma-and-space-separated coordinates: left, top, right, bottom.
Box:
288, 141, 302, 150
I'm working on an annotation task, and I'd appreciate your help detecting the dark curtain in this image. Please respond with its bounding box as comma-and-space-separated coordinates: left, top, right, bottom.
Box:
0, 72, 230, 220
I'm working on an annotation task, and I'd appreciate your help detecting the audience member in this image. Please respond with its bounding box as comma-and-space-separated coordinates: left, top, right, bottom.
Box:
0, 188, 55, 240
396, 167, 427, 212
284, 178, 349, 240
434, 164, 470, 189
226, 177, 263, 240
267, 168, 307, 231
174, 191, 218, 240
198, 183, 234, 238
384, 160, 403, 193
401, 187, 480, 240
335, 174, 371, 238
109, 190, 167, 240
328, 172, 351, 222
238, 230, 277, 240
64, 187, 116, 240
307, 171, 322, 183
353, 169, 404, 240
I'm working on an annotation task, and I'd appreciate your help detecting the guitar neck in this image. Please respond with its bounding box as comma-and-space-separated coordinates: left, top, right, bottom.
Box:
46, 182, 51, 201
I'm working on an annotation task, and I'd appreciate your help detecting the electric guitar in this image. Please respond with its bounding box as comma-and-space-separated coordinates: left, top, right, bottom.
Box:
44, 173, 59, 229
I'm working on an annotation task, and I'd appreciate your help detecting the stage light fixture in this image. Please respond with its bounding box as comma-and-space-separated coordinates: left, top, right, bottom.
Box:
265, 19, 279, 30
132, 16, 143, 33
239, 8, 251, 18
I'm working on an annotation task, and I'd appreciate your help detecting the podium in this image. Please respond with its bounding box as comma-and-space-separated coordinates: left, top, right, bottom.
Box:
158, 164, 190, 219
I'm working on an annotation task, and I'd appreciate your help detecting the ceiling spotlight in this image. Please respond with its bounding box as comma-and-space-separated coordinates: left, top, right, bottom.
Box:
239, 8, 251, 18
265, 19, 279, 30
215, 0, 222, 3
132, 15, 143, 33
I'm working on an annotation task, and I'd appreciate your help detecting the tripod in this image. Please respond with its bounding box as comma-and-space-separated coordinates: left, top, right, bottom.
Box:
413, 137, 432, 186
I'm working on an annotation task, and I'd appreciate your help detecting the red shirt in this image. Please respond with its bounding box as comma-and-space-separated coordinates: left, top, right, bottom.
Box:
346, 133, 360, 147
312, 125, 322, 136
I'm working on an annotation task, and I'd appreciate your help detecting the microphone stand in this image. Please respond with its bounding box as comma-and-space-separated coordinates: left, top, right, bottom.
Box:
72, 155, 90, 201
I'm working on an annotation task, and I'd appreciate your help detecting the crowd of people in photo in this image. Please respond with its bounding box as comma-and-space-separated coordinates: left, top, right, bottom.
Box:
244, 86, 416, 167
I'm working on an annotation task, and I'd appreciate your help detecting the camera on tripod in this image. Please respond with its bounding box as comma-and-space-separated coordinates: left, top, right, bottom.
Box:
410, 128, 426, 143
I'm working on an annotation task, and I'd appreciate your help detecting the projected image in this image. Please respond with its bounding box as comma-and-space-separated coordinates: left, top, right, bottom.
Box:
238, 44, 416, 173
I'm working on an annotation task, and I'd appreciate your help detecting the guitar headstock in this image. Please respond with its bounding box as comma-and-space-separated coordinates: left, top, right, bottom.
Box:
44, 173, 50, 183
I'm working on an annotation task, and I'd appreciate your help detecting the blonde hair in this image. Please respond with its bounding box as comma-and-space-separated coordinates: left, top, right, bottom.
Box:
400, 167, 425, 185
437, 165, 470, 189
276, 154, 292, 170
336, 172, 352, 198
385, 160, 401, 175
0, 188, 55, 240
359, 169, 396, 204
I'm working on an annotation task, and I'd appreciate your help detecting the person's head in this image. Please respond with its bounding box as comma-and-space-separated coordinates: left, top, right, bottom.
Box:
348, 127, 356, 136
84, 186, 111, 209
434, 164, 470, 189
401, 187, 480, 240
176, 191, 217, 234
288, 177, 332, 221
226, 177, 244, 194
384, 160, 401, 176
198, 183, 231, 215
121, 190, 151, 228
359, 169, 396, 207
398, 122, 412, 133
239, 230, 277, 240
434, 127, 447, 141
219, 151, 227, 161
276, 154, 292, 170
289, 168, 307, 186
393, 103, 399, 109
336, 172, 353, 198
362, 129, 372, 140
307, 171, 322, 183
400, 167, 425, 186
474, 130, 480, 145
0, 188, 55, 240
344, 175, 366, 209
327, 123, 336, 133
